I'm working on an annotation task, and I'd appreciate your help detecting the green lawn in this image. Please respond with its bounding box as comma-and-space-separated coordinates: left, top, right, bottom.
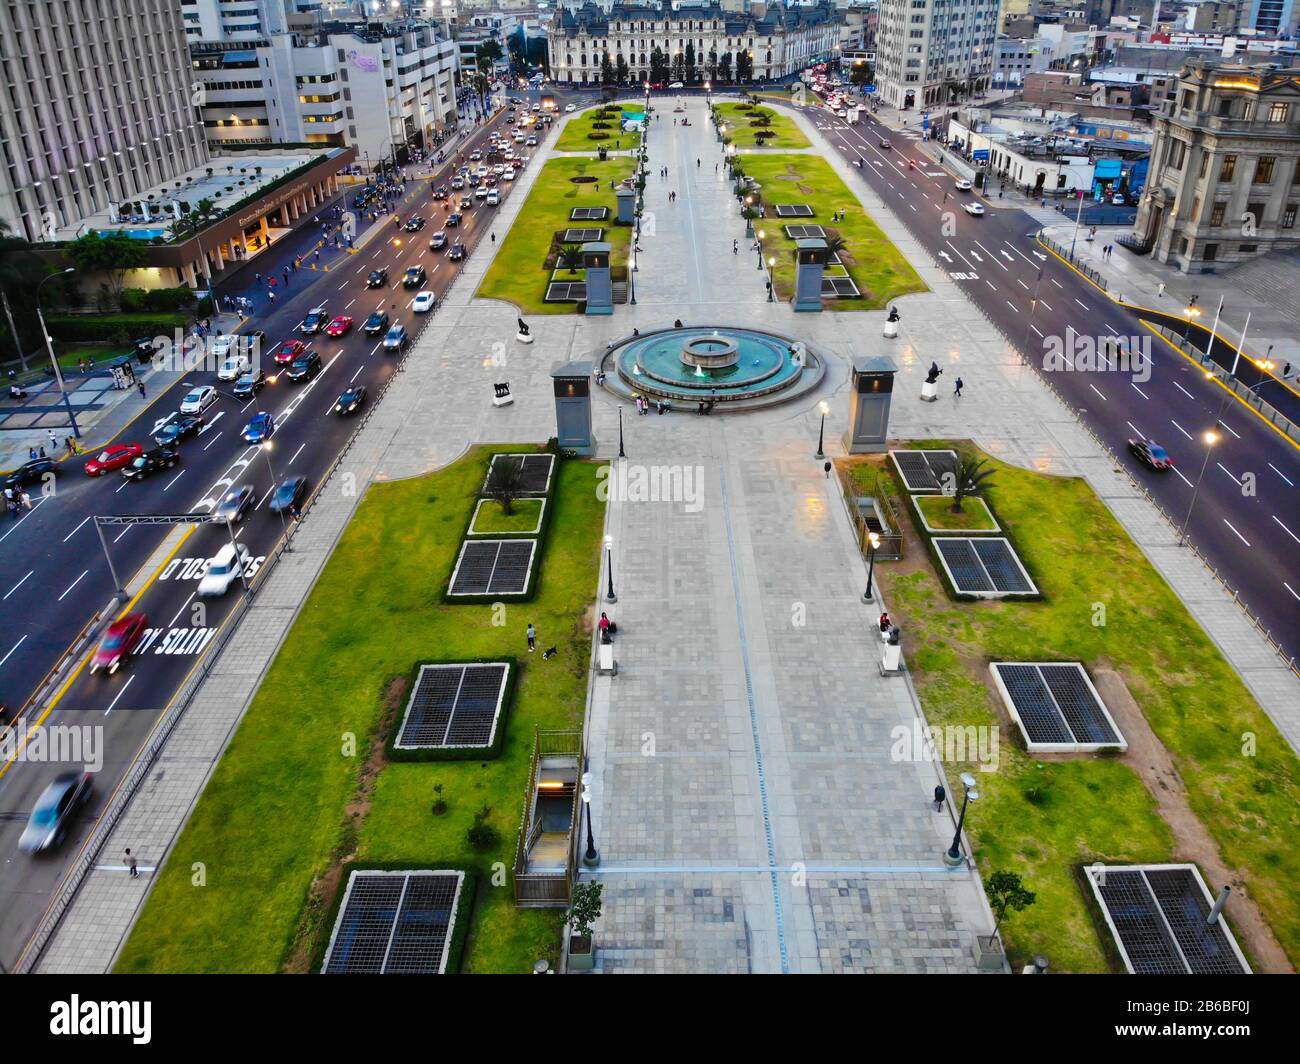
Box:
116, 447, 606, 974
849, 446, 1300, 971
471, 497, 544, 535
741, 154, 927, 311
477, 155, 636, 315
914, 494, 998, 531
554, 105, 644, 153
713, 102, 810, 149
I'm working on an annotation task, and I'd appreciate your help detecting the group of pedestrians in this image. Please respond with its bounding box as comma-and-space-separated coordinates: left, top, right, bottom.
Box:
3, 484, 32, 519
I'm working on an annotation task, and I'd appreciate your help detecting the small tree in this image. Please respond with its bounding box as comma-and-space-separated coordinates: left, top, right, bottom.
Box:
478, 456, 527, 515
466, 804, 499, 852
984, 870, 1036, 950
431, 782, 447, 816
556, 243, 583, 276
824, 234, 848, 258
944, 456, 995, 515
567, 880, 603, 947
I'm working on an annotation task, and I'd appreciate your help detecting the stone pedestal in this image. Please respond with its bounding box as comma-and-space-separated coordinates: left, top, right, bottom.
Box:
920, 380, 939, 402
845, 355, 897, 454
516, 331, 534, 344
883, 318, 899, 339
582, 241, 613, 316
881, 641, 902, 673
598, 641, 617, 675
794, 237, 829, 312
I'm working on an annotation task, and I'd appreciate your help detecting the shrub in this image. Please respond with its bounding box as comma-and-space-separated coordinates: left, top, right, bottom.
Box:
587, 132, 609, 141
466, 804, 500, 852
45, 315, 186, 342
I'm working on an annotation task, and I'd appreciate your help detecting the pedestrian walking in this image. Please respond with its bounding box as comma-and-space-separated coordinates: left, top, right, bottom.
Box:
733, 239, 738, 254
47, 429, 57, 451
697, 157, 701, 168
954, 376, 964, 398
126, 848, 138, 878
137, 380, 146, 399
19, 489, 31, 510
255, 272, 261, 284
288, 502, 301, 522
491, 232, 496, 245
933, 785, 946, 812
28, 447, 37, 460
1157, 281, 1166, 298
65, 436, 77, 455
526, 623, 536, 652
268, 291, 276, 304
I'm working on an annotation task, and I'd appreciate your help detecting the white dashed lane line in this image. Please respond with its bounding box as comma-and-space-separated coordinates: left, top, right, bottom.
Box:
1089, 383, 1107, 401
1269, 462, 1294, 486
1272, 515, 1300, 544
3, 570, 34, 601
57, 569, 89, 602
1170, 420, 1192, 440
1223, 519, 1251, 547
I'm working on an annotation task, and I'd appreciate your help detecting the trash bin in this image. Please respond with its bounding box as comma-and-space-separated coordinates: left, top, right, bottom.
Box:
598, 147, 608, 161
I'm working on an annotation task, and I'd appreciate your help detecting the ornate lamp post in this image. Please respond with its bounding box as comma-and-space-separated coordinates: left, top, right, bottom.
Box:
604, 534, 617, 603
814, 399, 829, 459
944, 772, 979, 865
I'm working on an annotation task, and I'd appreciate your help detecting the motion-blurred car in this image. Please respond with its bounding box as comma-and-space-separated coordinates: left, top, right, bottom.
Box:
366, 268, 388, 288
878, 138, 891, 149
961, 202, 986, 217
180, 385, 217, 414
448, 243, 466, 262
89, 613, 147, 675
121, 446, 179, 480
1127, 438, 1174, 470
197, 542, 252, 597
364, 310, 390, 336
334, 386, 367, 415
213, 484, 256, 523
285, 351, 322, 382
268, 475, 308, 514
954, 179, 973, 192
403, 265, 427, 288
153, 413, 203, 446
232, 369, 267, 399
301, 306, 330, 335
325, 315, 353, 338
241, 411, 276, 444
412, 291, 436, 313
217, 353, 251, 382
84, 443, 143, 476
273, 339, 307, 365
565, 103, 575, 112
403, 215, 427, 232
18, 772, 93, 854
432, 186, 449, 200
430, 231, 448, 250
447, 212, 462, 227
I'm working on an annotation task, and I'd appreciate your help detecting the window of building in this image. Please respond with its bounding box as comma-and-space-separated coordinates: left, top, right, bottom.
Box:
1239, 244, 1257, 253
1283, 204, 1297, 229
1246, 201, 1265, 224
1219, 155, 1236, 182
1267, 102, 1289, 123
1254, 156, 1276, 184
1203, 243, 1218, 261
1209, 201, 1226, 226
1199, 153, 1209, 179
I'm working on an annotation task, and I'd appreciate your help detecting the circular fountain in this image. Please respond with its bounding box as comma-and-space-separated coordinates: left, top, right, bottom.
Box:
604, 326, 825, 409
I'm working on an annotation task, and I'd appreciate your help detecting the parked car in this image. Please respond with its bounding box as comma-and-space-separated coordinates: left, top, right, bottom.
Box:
412, 291, 436, 313
153, 413, 203, 446
241, 411, 276, 444
197, 542, 253, 597
285, 351, 322, 382
364, 310, 390, 336
84, 443, 143, 477
18, 772, 93, 854
232, 369, 266, 399
180, 385, 217, 414
366, 268, 388, 288
334, 386, 368, 415
383, 324, 409, 351
1127, 438, 1174, 470
121, 446, 179, 480
268, 475, 308, 514
213, 484, 256, 523
325, 315, 353, 338
89, 613, 147, 675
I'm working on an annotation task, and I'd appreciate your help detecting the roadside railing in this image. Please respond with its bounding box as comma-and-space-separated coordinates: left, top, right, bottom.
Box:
1039, 233, 1109, 292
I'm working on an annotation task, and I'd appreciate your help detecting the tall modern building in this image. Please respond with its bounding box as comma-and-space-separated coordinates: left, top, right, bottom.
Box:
1239, 0, 1299, 36
875, 0, 999, 111
0, 0, 208, 243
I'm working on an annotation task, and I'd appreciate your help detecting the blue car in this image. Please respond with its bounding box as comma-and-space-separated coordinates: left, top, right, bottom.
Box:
241, 411, 276, 444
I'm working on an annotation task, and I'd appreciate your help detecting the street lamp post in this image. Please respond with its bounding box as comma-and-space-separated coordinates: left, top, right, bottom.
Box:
36, 268, 81, 438
1179, 427, 1218, 546
581, 773, 600, 867
755, 228, 765, 269
604, 534, 617, 603
944, 772, 979, 864
767, 256, 775, 300
814, 399, 829, 459
618, 404, 626, 458
862, 530, 881, 602
1182, 297, 1201, 348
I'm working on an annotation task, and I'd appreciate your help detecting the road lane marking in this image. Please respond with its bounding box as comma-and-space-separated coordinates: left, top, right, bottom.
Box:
1088, 383, 1107, 401
1222, 519, 1250, 546
203, 430, 223, 451
104, 674, 135, 715
1272, 515, 1300, 544
113, 525, 131, 543
1268, 462, 1294, 486
1131, 383, 1149, 399
57, 569, 89, 602
3, 570, 33, 600
1173, 381, 1196, 400
1285, 582, 1300, 602
1173, 467, 1194, 488
1217, 462, 1241, 485
163, 470, 185, 491
1074, 298, 1089, 310
1170, 420, 1192, 440
0, 635, 27, 669
1221, 422, 1241, 439
168, 590, 197, 628
350, 364, 364, 383
288, 443, 305, 467
1126, 421, 1144, 437
63, 515, 91, 543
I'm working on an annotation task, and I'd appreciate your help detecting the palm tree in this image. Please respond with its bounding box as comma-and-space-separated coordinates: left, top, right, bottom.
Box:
946, 456, 995, 514
478, 456, 527, 516
556, 243, 583, 275
824, 234, 847, 258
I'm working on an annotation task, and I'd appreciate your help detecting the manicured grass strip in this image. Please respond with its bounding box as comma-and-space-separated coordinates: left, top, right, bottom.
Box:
471, 497, 544, 535
117, 447, 606, 974
741, 154, 926, 311
913, 494, 998, 531
477, 155, 636, 315
554, 105, 644, 153
856, 446, 1300, 971
713, 101, 810, 149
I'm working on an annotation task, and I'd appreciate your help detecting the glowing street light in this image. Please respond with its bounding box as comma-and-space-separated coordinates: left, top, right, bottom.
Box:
815, 399, 829, 458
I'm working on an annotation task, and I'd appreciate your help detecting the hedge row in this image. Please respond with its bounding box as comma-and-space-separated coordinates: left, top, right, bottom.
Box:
46, 314, 187, 342
119, 286, 198, 314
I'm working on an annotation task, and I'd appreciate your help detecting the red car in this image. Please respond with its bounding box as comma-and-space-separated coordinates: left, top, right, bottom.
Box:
84, 443, 143, 476
325, 315, 353, 338
89, 613, 147, 675
273, 339, 306, 365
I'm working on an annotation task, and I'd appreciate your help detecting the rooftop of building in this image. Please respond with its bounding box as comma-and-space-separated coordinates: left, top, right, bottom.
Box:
552, 1, 837, 35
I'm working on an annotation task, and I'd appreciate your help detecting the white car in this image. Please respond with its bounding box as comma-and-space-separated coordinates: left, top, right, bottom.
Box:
209, 334, 234, 358
954, 179, 973, 192
475, 185, 489, 199
486, 190, 500, 206
216, 354, 251, 382
668, 81, 684, 89
525, 137, 537, 147
412, 291, 436, 313
565, 103, 575, 112
514, 133, 526, 143
503, 168, 516, 181
180, 385, 218, 414
962, 202, 986, 217
197, 542, 252, 597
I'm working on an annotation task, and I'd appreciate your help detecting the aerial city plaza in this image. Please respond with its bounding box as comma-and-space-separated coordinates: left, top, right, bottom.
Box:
0, 0, 1295, 1037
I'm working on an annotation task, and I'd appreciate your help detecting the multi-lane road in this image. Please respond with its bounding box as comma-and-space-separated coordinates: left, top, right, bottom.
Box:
0, 101, 543, 966
787, 101, 1298, 663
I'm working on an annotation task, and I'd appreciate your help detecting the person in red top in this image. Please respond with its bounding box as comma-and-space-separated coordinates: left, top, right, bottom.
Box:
598, 612, 613, 643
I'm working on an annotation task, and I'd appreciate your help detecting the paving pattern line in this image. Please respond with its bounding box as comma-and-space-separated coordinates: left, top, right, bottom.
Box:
583, 864, 967, 875
716, 442, 789, 974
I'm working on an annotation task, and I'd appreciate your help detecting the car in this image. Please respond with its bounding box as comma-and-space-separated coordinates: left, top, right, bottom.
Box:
486, 190, 500, 207
285, 351, 322, 382
565, 103, 575, 112
153, 413, 203, 446
241, 411, 276, 445
403, 265, 427, 289
447, 211, 462, 227
475, 166, 489, 178
84, 443, 143, 477
366, 268, 388, 288
272, 339, 307, 365
1128, 438, 1174, 470
514, 133, 526, 144
532, 103, 542, 111
242, 329, 268, 357
458, 195, 473, 210
180, 385, 217, 414
878, 138, 891, 149
363, 310, 390, 336
412, 291, 436, 313
469, 149, 483, 161
209, 333, 235, 358
268, 475, 308, 514
18, 772, 93, 854
492, 163, 506, 174
475, 185, 489, 199
121, 446, 179, 480
301, 305, 329, 334
232, 369, 266, 399
89, 613, 147, 675
526, 136, 537, 147
334, 385, 367, 415
217, 353, 251, 382
383, 324, 409, 351
432, 186, 449, 200
954, 178, 973, 192
197, 542, 253, 597
450, 176, 465, 190
961, 202, 986, 216
448, 242, 466, 262
213, 484, 256, 523
430, 231, 448, 250
1111, 193, 1127, 206
668, 81, 684, 89
325, 315, 353, 338
403, 215, 427, 232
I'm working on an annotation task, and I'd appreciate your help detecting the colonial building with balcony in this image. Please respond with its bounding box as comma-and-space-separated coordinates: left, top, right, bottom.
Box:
546, 1, 842, 85
1132, 58, 1300, 272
